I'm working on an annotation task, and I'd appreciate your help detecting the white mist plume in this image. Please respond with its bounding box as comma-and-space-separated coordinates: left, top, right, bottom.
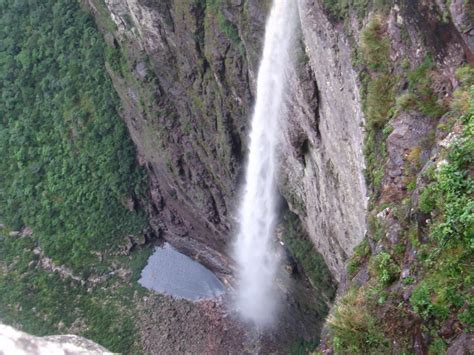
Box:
233, 0, 297, 327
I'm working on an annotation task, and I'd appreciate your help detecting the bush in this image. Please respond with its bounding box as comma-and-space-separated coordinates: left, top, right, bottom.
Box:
360, 15, 390, 72
366, 74, 396, 129
403, 56, 447, 118
410, 281, 450, 320
347, 239, 370, 277
418, 185, 437, 214
369, 251, 400, 285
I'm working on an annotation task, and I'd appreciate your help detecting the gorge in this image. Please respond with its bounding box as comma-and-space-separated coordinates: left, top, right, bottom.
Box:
0, 0, 473, 354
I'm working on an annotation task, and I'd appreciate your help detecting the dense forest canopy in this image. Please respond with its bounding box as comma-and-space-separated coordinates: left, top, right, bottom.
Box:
0, 0, 148, 272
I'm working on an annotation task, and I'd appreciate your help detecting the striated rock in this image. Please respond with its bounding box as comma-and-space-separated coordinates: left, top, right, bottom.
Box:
279, 0, 368, 280
88, 0, 266, 276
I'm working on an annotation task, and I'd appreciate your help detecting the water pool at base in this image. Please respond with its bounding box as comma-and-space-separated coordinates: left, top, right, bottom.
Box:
139, 243, 225, 301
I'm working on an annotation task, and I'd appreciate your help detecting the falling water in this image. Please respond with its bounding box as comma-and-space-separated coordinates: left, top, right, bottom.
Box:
233, 0, 296, 327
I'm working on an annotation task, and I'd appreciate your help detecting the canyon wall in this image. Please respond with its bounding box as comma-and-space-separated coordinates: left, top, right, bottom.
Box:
88, 0, 367, 282
84, 0, 474, 352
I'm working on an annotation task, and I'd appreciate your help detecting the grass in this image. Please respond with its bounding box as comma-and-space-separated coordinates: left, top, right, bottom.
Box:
360, 15, 390, 72
0, 229, 151, 353
366, 74, 396, 128
347, 239, 370, 277
402, 56, 448, 118
327, 288, 389, 354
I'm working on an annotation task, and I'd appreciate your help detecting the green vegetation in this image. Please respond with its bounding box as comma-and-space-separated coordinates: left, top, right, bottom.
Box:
369, 251, 400, 286
322, 0, 389, 22
323, 0, 369, 21
282, 211, 336, 301
347, 239, 370, 276
396, 56, 448, 118
0, 229, 150, 352
0, 1, 154, 352
205, 0, 243, 49
328, 288, 389, 354
358, 15, 395, 199
328, 2, 474, 350
408, 81, 473, 331
0, 0, 148, 273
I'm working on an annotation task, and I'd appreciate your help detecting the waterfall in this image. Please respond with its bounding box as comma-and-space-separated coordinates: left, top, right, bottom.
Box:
233, 0, 296, 327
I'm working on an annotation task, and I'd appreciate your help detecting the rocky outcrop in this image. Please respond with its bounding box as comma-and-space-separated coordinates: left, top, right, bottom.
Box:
0, 323, 109, 354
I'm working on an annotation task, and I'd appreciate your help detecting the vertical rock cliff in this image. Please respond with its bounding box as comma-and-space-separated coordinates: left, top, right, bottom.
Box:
280, 0, 367, 280
87, 0, 273, 276
86, 0, 368, 284
84, 0, 473, 352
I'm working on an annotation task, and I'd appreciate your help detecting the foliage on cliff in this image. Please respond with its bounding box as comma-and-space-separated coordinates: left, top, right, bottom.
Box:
322, 5, 474, 352
0, 0, 148, 273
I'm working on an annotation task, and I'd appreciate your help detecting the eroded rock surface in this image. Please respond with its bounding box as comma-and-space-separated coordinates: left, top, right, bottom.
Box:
0, 324, 109, 354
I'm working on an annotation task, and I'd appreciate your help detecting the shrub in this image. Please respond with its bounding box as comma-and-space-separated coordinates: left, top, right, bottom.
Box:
418, 185, 437, 214
369, 251, 400, 285
404, 56, 447, 118
366, 74, 396, 128
410, 281, 450, 320
360, 15, 390, 72
347, 239, 370, 277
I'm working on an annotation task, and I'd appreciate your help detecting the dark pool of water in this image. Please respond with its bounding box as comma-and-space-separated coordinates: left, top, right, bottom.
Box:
139, 243, 225, 301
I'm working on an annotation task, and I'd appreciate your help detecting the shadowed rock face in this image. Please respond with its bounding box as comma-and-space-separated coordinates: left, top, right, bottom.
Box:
0, 324, 109, 354
88, 0, 367, 283
88, 0, 272, 277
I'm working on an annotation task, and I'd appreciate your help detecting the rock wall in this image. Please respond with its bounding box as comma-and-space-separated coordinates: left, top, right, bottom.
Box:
279, 0, 367, 280
87, 0, 368, 282
88, 0, 270, 276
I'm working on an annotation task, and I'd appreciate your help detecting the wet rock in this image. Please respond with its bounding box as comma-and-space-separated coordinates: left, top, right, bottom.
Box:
384, 112, 437, 201
439, 319, 458, 339
278, 0, 368, 280
413, 325, 428, 354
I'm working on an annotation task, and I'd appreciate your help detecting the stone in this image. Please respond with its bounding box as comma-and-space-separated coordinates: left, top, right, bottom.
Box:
0, 323, 109, 354
447, 332, 474, 355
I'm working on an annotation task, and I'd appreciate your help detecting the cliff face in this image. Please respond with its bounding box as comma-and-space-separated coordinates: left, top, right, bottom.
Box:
280, 0, 367, 280
87, 0, 273, 276
86, 0, 473, 352
88, 0, 366, 282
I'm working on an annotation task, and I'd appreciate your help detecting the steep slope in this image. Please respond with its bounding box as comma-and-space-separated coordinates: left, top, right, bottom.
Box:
1, 0, 472, 353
